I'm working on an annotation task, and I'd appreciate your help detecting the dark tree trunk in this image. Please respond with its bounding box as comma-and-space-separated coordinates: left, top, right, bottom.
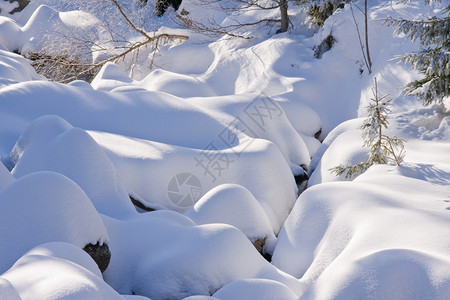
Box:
8, 0, 30, 14
277, 0, 289, 33
364, 0, 372, 73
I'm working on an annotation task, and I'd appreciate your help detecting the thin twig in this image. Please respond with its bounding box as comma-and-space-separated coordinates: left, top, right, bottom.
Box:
350, 2, 370, 73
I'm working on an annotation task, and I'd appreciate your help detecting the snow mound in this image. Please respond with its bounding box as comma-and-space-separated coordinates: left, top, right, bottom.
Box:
91, 131, 297, 233
1, 242, 124, 300
272, 163, 450, 298
0, 16, 22, 51
0, 49, 41, 85
91, 62, 135, 92
25, 242, 103, 277
0, 171, 108, 274
212, 278, 298, 300
102, 212, 304, 300
308, 127, 367, 186
0, 278, 20, 300
9, 115, 137, 218
184, 184, 275, 244
184, 93, 312, 172
305, 248, 450, 300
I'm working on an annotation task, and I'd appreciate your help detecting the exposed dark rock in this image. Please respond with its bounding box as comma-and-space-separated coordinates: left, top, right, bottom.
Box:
130, 196, 155, 212
3, 0, 30, 14
253, 237, 266, 254
155, 0, 182, 17
313, 34, 336, 59
253, 237, 273, 262
262, 251, 272, 262
295, 166, 309, 196
314, 128, 322, 140
83, 242, 111, 273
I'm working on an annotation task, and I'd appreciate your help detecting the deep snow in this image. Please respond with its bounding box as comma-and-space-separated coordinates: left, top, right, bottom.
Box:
0, 0, 449, 299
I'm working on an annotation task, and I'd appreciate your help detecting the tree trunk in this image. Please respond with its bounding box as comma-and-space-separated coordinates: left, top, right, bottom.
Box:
364, 0, 372, 73
277, 0, 289, 33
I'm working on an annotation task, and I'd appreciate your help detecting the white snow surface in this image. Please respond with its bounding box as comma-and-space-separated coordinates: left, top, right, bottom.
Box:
213, 278, 298, 300
102, 212, 305, 299
273, 163, 450, 299
1, 242, 126, 300
0, 0, 449, 299
184, 183, 275, 243
0, 278, 21, 300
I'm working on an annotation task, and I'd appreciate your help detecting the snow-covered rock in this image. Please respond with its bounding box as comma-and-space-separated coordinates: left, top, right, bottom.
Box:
1, 242, 124, 300
184, 184, 275, 247
9, 115, 137, 218
102, 211, 305, 300
0, 171, 108, 274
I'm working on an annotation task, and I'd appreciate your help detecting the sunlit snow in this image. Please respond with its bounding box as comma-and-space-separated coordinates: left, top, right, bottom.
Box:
0, 0, 449, 299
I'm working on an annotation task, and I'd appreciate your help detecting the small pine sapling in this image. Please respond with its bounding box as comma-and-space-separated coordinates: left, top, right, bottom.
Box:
330, 78, 406, 179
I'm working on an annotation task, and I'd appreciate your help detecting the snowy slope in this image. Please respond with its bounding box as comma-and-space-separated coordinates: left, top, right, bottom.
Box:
0, 0, 449, 299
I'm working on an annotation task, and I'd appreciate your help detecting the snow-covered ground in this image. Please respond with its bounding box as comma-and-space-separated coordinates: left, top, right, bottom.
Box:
0, 0, 449, 299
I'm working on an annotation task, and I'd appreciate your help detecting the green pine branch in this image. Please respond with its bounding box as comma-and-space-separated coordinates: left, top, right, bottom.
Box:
384, 4, 449, 105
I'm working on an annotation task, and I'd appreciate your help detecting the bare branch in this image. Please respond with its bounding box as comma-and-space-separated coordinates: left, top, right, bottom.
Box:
60, 33, 188, 83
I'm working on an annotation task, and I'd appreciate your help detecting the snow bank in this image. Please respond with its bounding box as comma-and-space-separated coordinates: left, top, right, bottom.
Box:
184, 184, 275, 244
308, 126, 367, 186
272, 163, 450, 298
308, 102, 450, 186
1, 242, 124, 300
8, 115, 137, 218
0, 80, 230, 153
184, 93, 312, 171
102, 212, 305, 300
0, 171, 108, 274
